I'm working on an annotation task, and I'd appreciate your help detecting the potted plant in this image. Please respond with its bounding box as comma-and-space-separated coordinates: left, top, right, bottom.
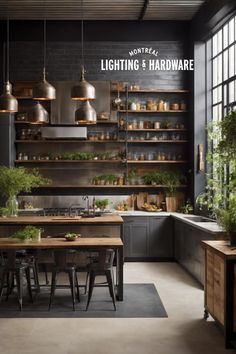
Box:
216, 196, 236, 246
0, 167, 50, 217
128, 169, 138, 185
142, 171, 164, 186
95, 198, 109, 211
163, 171, 185, 212
12, 225, 43, 242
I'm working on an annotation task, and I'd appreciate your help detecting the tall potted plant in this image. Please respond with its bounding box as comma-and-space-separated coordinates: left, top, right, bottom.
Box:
163, 171, 184, 212
0, 167, 50, 217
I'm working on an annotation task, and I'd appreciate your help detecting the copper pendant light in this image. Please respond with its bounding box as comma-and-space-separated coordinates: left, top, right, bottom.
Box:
33, 20, 56, 101
71, 0, 96, 102
75, 100, 96, 124
0, 19, 18, 113
27, 101, 49, 125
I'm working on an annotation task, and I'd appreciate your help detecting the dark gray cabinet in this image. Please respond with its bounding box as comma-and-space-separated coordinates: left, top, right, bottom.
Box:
174, 219, 215, 285
149, 217, 173, 258
122, 216, 173, 260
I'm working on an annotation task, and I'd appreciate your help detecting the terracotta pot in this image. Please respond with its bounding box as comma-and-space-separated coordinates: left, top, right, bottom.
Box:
166, 196, 178, 212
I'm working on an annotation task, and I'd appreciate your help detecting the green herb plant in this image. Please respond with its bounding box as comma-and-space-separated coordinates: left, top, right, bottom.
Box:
12, 225, 43, 241
0, 167, 50, 198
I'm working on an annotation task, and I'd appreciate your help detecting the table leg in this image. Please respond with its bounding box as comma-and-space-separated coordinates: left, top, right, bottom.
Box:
116, 246, 123, 301
225, 260, 235, 349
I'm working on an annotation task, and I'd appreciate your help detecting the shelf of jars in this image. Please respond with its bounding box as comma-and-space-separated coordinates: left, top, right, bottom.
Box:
118, 110, 188, 113
15, 139, 188, 144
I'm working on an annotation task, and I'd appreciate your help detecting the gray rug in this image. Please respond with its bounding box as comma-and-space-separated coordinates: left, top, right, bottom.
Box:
0, 283, 168, 318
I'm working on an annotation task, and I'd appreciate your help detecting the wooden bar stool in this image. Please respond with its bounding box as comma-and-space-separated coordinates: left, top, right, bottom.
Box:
86, 249, 116, 311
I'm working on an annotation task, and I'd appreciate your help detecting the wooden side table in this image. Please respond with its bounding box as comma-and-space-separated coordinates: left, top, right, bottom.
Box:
202, 240, 236, 349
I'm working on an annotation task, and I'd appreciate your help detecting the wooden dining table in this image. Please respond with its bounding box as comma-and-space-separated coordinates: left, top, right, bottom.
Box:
0, 237, 124, 301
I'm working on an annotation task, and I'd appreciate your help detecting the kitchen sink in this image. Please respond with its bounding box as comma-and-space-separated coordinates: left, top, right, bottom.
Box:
184, 216, 214, 223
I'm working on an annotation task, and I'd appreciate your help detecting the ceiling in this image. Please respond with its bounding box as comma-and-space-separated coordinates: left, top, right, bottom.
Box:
0, 0, 206, 21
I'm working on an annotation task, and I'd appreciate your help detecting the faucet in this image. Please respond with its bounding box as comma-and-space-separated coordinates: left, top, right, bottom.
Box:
82, 196, 90, 216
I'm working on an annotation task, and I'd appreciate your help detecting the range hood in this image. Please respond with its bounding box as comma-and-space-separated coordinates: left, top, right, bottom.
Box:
41, 126, 87, 139
50, 81, 110, 125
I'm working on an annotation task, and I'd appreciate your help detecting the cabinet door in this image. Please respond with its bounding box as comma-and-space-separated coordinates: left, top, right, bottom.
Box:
123, 217, 149, 259
213, 254, 225, 325
149, 217, 173, 258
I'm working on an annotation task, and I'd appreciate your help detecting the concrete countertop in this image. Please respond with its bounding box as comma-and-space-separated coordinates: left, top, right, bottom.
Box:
114, 211, 224, 234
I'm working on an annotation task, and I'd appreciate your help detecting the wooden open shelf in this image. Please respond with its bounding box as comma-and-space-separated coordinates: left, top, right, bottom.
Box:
112, 89, 189, 93
15, 140, 124, 144
35, 184, 188, 189
118, 110, 188, 113
15, 139, 188, 144
127, 160, 187, 164
122, 128, 187, 132
15, 160, 123, 164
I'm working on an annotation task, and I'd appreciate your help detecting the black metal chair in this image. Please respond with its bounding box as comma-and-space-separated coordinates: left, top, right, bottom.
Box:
48, 249, 80, 311
0, 251, 33, 311
86, 248, 116, 311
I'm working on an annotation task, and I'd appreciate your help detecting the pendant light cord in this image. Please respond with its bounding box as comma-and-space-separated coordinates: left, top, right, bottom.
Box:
43, 19, 46, 80
81, 0, 84, 69
6, 18, 9, 82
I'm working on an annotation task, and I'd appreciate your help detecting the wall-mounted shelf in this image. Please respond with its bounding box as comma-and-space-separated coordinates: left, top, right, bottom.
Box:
121, 128, 187, 132
15, 140, 124, 144
15, 160, 123, 164
112, 89, 189, 93
127, 160, 187, 164
118, 110, 187, 113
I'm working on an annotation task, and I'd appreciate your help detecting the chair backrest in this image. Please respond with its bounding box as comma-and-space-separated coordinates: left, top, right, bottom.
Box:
96, 248, 115, 269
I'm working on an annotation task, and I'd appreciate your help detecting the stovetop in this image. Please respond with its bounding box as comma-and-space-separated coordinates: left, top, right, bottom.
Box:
18, 207, 86, 217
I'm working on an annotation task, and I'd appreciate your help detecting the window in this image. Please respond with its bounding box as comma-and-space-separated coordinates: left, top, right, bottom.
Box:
206, 14, 236, 209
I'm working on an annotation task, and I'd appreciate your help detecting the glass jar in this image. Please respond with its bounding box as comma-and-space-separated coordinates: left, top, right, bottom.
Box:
154, 121, 160, 129
132, 120, 138, 129
138, 120, 144, 129
20, 129, 27, 140
158, 100, 164, 111
6, 196, 18, 217
146, 100, 153, 110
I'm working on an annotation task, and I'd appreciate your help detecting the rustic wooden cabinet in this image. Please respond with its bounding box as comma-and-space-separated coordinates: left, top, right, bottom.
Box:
202, 240, 236, 349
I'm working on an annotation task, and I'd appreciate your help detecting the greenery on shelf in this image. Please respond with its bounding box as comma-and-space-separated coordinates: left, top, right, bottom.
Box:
0, 167, 50, 197
142, 171, 164, 185
163, 171, 186, 196
12, 225, 43, 241
128, 169, 138, 184
95, 198, 109, 210
91, 174, 120, 185
161, 119, 172, 129
61, 151, 116, 161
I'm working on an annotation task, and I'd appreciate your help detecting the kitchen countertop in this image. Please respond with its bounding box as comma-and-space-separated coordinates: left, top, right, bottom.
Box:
0, 215, 123, 224
0, 212, 224, 234
114, 211, 224, 234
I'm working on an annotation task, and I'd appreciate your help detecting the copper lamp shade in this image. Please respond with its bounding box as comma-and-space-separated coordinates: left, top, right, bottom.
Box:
33, 76, 56, 101
71, 66, 95, 101
75, 100, 96, 124
0, 81, 18, 113
27, 101, 49, 124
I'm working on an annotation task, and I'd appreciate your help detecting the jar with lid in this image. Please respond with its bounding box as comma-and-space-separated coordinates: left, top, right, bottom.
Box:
158, 100, 164, 111
99, 132, 105, 140
157, 152, 161, 161
146, 100, 153, 110
171, 102, 179, 110
23, 153, 28, 161
105, 132, 110, 140
27, 129, 32, 140
147, 152, 154, 161
17, 153, 23, 160
132, 120, 138, 129
163, 101, 169, 111
138, 120, 144, 129
180, 101, 187, 111
154, 121, 160, 129
139, 153, 145, 161
128, 122, 133, 130
20, 129, 27, 140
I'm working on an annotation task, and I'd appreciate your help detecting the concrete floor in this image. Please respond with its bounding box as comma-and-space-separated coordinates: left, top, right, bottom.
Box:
0, 262, 234, 354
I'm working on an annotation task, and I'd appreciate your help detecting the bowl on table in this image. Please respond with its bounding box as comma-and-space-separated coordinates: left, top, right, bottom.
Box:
64, 233, 80, 241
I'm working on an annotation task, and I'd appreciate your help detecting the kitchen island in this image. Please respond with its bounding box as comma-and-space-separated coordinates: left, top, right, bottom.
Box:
0, 215, 123, 238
